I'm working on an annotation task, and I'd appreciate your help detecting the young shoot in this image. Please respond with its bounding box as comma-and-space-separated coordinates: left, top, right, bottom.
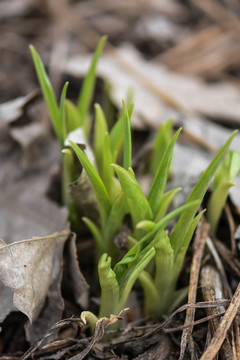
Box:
30, 36, 107, 223
207, 150, 240, 234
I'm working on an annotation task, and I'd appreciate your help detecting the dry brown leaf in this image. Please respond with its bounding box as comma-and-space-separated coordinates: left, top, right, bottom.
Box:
64, 234, 89, 309
0, 96, 67, 242
0, 232, 70, 323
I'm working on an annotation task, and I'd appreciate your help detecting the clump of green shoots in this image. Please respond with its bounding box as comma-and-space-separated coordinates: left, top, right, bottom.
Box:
70, 107, 237, 319
30, 38, 239, 328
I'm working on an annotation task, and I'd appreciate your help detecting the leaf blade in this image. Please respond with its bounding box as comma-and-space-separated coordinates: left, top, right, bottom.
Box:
29, 45, 61, 143
70, 140, 111, 226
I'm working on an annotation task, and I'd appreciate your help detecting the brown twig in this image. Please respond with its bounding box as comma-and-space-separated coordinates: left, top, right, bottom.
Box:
200, 282, 240, 360
179, 219, 209, 360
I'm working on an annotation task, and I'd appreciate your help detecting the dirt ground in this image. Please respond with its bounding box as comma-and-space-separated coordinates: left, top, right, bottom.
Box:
0, 0, 240, 359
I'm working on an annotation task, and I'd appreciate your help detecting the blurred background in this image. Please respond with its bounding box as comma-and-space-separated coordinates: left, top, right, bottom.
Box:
1, 0, 240, 206
1, 0, 240, 103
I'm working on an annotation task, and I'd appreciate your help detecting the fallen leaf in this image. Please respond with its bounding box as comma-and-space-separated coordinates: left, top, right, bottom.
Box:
0, 232, 69, 323
63, 234, 89, 309
0, 93, 67, 242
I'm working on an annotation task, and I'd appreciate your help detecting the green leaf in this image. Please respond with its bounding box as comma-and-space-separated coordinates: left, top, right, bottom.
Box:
118, 247, 155, 311
173, 209, 206, 276
61, 148, 79, 228
112, 164, 153, 228
170, 131, 237, 256
208, 180, 235, 234
155, 187, 182, 222
59, 82, 69, 147
149, 118, 173, 175
65, 99, 81, 133
148, 128, 181, 218
70, 140, 111, 227
138, 271, 161, 316
102, 132, 115, 197
61, 148, 76, 205
213, 150, 240, 189
29, 45, 60, 143
208, 150, 240, 233
82, 217, 104, 254
103, 193, 125, 247
77, 35, 107, 127
94, 103, 108, 172
122, 99, 132, 170
109, 104, 134, 162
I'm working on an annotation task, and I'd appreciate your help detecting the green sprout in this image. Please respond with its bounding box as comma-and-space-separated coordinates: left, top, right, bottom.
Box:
207, 150, 240, 234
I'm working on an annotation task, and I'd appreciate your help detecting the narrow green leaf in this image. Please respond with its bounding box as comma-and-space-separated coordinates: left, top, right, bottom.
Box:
172, 210, 206, 287
155, 187, 182, 222
102, 132, 114, 197
103, 193, 125, 247
148, 128, 181, 218
65, 99, 81, 133
118, 247, 155, 311
59, 82, 69, 147
208, 150, 240, 233
213, 150, 240, 189
112, 164, 153, 228
208, 180, 235, 234
122, 99, 132, 170
170, 131, 237, 255
77, 35, 107, 126
138, 271, 160, 316
149, 118, 173, 175
94, 103, 108, 172
168, 287, 189, 315
177, 210, 206, 262
70, 140, 111, 226
82, 217, 104, 254
61, 148, 76, 205
61, 148, 79, 229
29, 45, 61, 143
109, 104, 134, 162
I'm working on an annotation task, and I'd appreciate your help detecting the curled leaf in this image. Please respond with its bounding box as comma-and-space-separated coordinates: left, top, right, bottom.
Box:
0, 232, 70, 323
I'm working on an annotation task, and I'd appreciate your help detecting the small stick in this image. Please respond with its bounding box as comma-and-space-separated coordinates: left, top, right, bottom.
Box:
200, 282, 240, 360
179, 219, 209, 360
